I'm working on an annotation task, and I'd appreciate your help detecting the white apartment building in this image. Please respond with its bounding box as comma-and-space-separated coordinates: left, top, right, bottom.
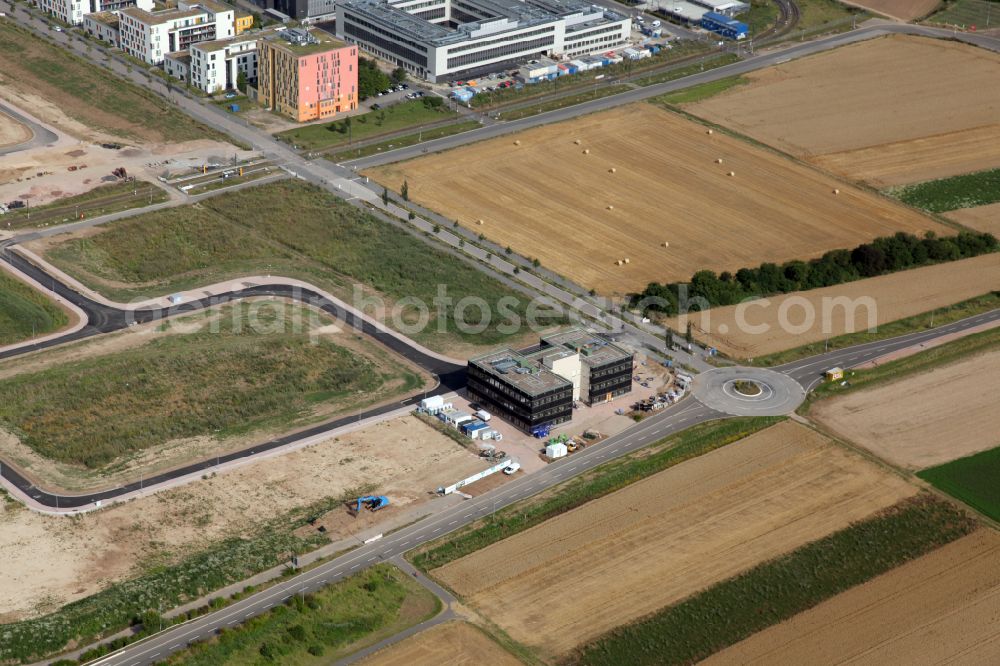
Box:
83, 10, 121, 43
336, 0, 629, 82
189, 34, 259, 93
35, 0, 152, 26
119, 0, 235, 64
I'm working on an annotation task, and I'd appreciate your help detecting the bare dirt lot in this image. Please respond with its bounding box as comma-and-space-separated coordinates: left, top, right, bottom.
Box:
359, 621, 521, 666
0, 108, 30, 148
705, 529, 1000, 665
666, 253, 1000, 359
947, 202, 1000, 236
812, 347, 1000, 469
431, 421, 916, 659
840, 0, 940, 21
369, 104, 944, 294
0, 94, 249, 209
0, 415, 484, 621
687, 36, 1000, 187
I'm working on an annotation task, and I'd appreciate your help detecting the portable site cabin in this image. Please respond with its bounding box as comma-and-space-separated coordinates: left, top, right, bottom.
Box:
825, 367, 844, 381
546, 442, 568, 459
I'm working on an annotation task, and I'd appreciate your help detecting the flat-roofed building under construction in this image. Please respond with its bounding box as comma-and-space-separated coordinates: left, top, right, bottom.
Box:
335, 0, 630, 81
467, 328, 633, 432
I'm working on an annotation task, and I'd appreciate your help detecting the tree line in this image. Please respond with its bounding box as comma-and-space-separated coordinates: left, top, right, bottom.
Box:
630, 231, 998, 315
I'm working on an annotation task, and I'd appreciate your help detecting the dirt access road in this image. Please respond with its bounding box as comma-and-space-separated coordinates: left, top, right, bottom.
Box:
358, 621, 521, 666
666, 253, 1000, 359
431, 421, 916, 659
369, 104, 944, 295
706, 529, 1000, 665
840, 0, 940, 22
812, 346, 1000, 469
687, 35, 1000, 187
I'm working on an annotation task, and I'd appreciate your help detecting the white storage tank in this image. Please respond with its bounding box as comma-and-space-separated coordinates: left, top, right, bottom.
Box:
546, 442, 568, 459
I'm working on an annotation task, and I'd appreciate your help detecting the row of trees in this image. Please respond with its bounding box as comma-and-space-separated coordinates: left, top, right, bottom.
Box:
631, 231, 998, 315
357, 58, 408, 100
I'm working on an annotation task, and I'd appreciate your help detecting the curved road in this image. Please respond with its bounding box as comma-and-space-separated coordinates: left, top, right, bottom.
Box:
0, 247, 465, 509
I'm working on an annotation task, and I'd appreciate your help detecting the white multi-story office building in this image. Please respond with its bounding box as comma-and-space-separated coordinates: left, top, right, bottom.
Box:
188, 33, 259, 93
335, 0, 629, 82
35, 0, 152, 26
119, 0, 235, 64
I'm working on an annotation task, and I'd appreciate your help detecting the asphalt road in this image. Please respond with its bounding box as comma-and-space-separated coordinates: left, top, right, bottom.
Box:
82, 303, 1000, 665
0, 247, 465, 509
0, 101, 58, 156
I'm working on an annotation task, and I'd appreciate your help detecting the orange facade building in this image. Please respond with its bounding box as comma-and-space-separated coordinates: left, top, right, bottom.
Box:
258, 28, 358, 122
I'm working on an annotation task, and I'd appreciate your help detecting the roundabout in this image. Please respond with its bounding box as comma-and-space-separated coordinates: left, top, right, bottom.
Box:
691, 366, 807, 417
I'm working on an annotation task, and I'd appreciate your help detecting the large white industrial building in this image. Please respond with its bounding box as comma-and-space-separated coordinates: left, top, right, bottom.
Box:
335, 0, 630, 82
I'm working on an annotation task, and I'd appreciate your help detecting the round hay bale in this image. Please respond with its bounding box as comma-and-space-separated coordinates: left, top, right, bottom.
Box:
624, 257, 630, 264
616, 260, 623, 266
514, 140, 521, 146
833, 188, 840, 195
477, 219, 484, 225
607, 204, 614, 211
609, 167, 616, 173
662, 241, 669, 248
706, 129, 713, 135
715, 158, 723, 164
728, 171, 735, 177
583, 149, 590, 155
574, 139, 581, 145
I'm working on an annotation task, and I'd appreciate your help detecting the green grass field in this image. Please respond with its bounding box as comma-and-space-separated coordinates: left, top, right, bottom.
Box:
0, 20, 228, 144
498, 85, 631, 121
0, 301, 422, 469
919, 446, 1000, 522
634, 54, 740, 88
277, 99, 458, 152
0, 271, 69, 345
328, 120, 480, 162
44, 180, 561, 352
927, 0, 1000, 26
800, 324, 1000, 412
165, 564, 439, 665
575, 494, 976, 666
753, 291, 1000, 367
411, 417, 782, 571
891, 167, 1000, 213
651, 74, 747, 104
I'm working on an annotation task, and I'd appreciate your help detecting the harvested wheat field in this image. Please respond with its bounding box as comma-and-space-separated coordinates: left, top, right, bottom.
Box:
841, 0, 939, 21
947, 202, 1000, 236
431, 421, 916, 658
667, 253, 1000, 359
706, 529, 1000, 666
360, 621, 521, 666
687, 35, 1000, 186
369, 104, 944, 294
812, 346, 1000, 469
0, 415, 484, 621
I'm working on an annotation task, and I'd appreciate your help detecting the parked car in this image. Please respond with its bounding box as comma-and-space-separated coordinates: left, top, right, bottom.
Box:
224, 91, 237, 99
503, 462, 521, 475
401, 83, 409, 89
371, 103, 382, 110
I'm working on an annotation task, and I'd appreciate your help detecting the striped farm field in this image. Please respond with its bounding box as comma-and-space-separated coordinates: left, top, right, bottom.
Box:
430, 421, 917, 660
686, 35, 1000, 187
368, 104, 945, 295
